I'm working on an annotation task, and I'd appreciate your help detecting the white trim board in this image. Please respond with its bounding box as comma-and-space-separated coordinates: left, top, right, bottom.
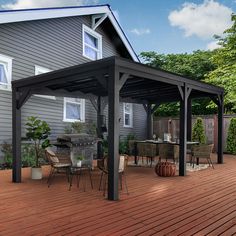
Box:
0, 5, 139, 62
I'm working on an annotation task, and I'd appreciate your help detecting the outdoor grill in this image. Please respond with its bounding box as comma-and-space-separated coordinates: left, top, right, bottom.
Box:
54, 134, 98, 167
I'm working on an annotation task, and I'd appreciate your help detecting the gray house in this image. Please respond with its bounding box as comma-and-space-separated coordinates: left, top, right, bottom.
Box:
0, 4, 147, 145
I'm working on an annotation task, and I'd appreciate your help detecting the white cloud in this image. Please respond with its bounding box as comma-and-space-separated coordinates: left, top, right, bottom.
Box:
168, 0, 233, 39
206, 40, 221, 50
1, 0, 99, 9
130, 28, 151, 36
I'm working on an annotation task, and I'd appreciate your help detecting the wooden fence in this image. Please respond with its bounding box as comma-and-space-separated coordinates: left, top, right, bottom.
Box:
153, 114, 236, 152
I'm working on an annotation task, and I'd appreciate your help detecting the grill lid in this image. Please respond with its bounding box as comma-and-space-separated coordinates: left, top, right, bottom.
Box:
57, 133, 97, 146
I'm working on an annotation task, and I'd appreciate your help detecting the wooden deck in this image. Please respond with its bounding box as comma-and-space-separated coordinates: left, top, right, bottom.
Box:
1, 154, 236, 235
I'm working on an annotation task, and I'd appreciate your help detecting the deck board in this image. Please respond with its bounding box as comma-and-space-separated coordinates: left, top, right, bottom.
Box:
1, 154, 236, 235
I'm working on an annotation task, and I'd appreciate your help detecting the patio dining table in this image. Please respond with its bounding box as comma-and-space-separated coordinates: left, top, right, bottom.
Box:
133, 140, 199, 165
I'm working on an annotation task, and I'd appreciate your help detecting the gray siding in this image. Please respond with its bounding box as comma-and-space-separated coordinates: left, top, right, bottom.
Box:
119, 104, 147, 140
0, 15, 146, 143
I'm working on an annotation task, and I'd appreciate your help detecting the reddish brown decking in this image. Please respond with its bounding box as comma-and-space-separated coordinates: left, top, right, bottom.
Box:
1, 154, 236, 236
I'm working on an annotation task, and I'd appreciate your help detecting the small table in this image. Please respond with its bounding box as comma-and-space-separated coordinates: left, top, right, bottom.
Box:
69, 165, 93, 191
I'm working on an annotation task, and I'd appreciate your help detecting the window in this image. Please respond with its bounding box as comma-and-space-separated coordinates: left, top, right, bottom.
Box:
63, 97, 85, 122
34, 65, 55, 100
0, 54, 13, 91
82, 25, 102, 60
123, 103, 133, 128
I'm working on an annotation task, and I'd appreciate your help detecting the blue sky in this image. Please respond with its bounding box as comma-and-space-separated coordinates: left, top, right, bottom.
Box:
0, 0, 235, 55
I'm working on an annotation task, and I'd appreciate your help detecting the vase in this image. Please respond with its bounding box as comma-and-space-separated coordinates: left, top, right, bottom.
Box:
77, 161, 82, 167
31, 167, 42, 179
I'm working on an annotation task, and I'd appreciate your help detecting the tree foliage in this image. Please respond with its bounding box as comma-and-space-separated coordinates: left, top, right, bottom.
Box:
140, 50, 217, 116
226, 117, 236, 154
205, 14, 236, 113
25, 116, 51, 167
140, 50, 216, 81
192, 118, 206, 144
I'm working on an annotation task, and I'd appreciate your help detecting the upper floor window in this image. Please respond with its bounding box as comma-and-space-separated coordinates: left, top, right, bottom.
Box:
82, 25, 102, 60
34, 65, 55, 100
123, 103, 133, 128
0, 54, 13, 91
63, 97, 85, 123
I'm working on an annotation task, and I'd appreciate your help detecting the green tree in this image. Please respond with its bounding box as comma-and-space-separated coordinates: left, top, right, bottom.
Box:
205, 14, 236, 113
226, 118, 236, 154
140, 50, 216, 81
25, 116, 51, 167
192, 118, 206, 144
140, 50, 217, 116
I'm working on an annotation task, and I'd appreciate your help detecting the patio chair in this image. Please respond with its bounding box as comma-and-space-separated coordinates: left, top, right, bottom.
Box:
98, 156, 107, 191
191, 144, 214, 169
158, 143, 179, 163
144, 143, 157, 167
99, 155, 128, 196
137, 142, 145, 164
45, 149, 71, 187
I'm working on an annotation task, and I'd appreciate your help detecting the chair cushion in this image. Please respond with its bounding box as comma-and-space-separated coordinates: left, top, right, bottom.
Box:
54, 163, 71, 168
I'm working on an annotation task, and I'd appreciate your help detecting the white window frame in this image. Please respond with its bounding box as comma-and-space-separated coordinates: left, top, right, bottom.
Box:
82, 24, 102, 61
123, 103, 133, 128
34, 65, 56, 100
63, 97, 85, 123
0, 54, 13, 91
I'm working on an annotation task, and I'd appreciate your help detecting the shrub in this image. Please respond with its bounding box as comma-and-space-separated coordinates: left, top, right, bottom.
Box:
25, 116, 51, 167
119, 134, 136, 154
1, 143, 46, 169
192, 117, 206, 144
71, 122, 84, 133
102, 133, 136, 155
1, 142, 12, 168
65, 121, 97, 135
226, 118, 236, 154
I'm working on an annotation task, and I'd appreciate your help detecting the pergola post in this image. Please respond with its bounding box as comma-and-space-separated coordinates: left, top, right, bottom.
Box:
146, 104, 152, 139
97, 96, 102, 139
217, 94, 224, 164
178, 85, 191, 176
107, 69, 120, 201
12, 88, 22, 183
187, 98, 192, 141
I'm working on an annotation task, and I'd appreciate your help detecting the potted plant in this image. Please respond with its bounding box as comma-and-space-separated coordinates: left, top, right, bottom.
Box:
25, 116, 51, 179
192, 117, 206, 144
76, 155, 84, 167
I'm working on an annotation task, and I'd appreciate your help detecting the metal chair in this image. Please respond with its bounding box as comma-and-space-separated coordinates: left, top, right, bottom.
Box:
191, 144, 214, 169
45, 149, 71, 187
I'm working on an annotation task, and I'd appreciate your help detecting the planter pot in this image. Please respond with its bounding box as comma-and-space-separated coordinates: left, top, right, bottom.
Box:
76, 161, 82, 167
31, 167, 42, 179
155, 161, 176, 177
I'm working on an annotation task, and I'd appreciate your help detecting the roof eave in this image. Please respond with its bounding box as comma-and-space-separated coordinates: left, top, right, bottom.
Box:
0, 5, 139, 62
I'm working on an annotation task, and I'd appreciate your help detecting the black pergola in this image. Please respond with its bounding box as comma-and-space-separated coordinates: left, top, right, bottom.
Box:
12, 56, 224, 200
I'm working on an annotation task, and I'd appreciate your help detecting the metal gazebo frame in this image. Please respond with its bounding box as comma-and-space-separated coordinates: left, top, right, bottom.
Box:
12, 56, 224, 200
